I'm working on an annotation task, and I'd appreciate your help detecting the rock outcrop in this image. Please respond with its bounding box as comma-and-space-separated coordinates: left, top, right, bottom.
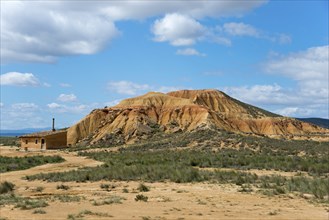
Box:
67, 89, 329, 145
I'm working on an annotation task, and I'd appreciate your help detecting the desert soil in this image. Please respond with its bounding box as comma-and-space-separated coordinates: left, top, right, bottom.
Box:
0, 146, 328, 220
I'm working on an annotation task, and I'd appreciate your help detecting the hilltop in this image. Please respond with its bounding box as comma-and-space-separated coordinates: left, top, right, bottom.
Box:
67, 89, 329, 146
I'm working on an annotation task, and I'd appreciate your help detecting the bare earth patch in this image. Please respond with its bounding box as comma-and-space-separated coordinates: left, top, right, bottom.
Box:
0, 146, 328, 220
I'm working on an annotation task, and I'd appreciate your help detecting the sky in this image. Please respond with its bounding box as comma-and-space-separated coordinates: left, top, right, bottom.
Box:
0, 0, 328, 130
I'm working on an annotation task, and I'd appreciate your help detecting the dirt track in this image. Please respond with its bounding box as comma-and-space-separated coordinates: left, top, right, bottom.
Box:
0, 146, 328, 220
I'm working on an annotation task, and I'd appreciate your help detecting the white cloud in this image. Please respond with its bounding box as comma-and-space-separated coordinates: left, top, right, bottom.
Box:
0, 103, 4, 108
0, 72, 40, 86
2, 1, 266, 63
0, 102, 46, 129
265, 45, 329, 102
47, 102, 89, 114
152, 13, 205, 46
2, 1, 119, 63
219, 22, 291, 44
11, 103, 39, 110
104, 100, 121, 107
108, 81, 152, 95
223, 22, 260, 37
222, 84, 300, 106
47, 103, 61, 109
156, 86, 186, 93
176, 48, 206, 56
57, 94, 78, 102
265, 45, 328, 81
152, 16, 288, 49
275, 107, 313, 117
107, 81, 188, 96
222, 84, 329, 118
100, 1, 267, 20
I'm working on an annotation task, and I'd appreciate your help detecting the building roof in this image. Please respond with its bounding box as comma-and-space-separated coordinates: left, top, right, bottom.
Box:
19, 129, 67, 138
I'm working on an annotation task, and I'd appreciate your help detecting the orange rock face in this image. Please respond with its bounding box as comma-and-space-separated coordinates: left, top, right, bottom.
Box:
67, 89, 329, 145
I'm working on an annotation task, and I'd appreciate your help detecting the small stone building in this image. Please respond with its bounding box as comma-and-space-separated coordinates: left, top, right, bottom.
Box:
20, 130, 67, 150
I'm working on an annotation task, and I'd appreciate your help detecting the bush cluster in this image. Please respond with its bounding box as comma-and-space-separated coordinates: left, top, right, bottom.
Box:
0, 181, 15, 194
0, 155, 65, 173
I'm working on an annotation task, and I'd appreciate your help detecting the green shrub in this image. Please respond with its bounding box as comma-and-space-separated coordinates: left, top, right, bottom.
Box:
68, 210, 113, 219
54, 195, 82, 203
135, 194, 148, 202
0, 181, 15, 194
33, 209, 46, 214
34, 186, 44, 192
15, 199, 48, 210
56, 184, 70, 190
137, 183, 150, 192
92, 195, 125, 206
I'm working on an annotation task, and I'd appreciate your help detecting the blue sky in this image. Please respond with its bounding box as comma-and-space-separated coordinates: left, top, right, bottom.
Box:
1, 0, 328, 130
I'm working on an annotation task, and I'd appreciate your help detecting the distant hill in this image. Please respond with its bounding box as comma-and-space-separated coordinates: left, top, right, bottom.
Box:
0, 128, 51, 137
296, 118, 329, 129
67, 89, 329, 145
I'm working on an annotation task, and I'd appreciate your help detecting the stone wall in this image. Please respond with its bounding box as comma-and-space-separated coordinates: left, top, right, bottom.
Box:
20, 137, 43, 150
45, 132, 67, 149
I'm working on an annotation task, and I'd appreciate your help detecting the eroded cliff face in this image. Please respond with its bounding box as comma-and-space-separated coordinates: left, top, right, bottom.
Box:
67, 89, 329, 145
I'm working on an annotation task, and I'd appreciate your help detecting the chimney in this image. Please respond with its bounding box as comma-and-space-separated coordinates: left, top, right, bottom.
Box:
52, 118, 56, 131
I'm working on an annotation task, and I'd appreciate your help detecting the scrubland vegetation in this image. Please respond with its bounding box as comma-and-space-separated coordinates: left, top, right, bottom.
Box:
0, 155, 65, 173
26, 129, 329, 203
0, 136, 19, 146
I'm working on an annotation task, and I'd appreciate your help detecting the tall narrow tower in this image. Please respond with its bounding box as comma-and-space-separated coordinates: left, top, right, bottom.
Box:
52, 118, 56, 131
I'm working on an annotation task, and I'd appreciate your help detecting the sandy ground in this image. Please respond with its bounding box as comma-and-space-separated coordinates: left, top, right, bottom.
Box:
0, 146, 328, 220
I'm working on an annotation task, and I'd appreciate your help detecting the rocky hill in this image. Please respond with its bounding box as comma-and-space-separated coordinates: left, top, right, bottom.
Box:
67, 89, 329, 145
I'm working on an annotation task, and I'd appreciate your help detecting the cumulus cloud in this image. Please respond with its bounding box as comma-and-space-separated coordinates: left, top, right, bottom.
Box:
265, 45, 329, 101
151, 17, 288, 49
57, 94, 78, 102
222, 84, 328, 118
108, 81, 152, 95
151, 13, 234, 47
225, 45, 329, 118
2, 1, 119, 63
152, 13, 205, 46
222, 84, 299, 105
0, 102, 45, 129
265, 46, 328, 80
0, 72, 40, 86
223, 46, 329, 118
1, 1, 266, 63
176, 48, 206, 56
275, 107, 314, 117
47, 103, 61, 109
